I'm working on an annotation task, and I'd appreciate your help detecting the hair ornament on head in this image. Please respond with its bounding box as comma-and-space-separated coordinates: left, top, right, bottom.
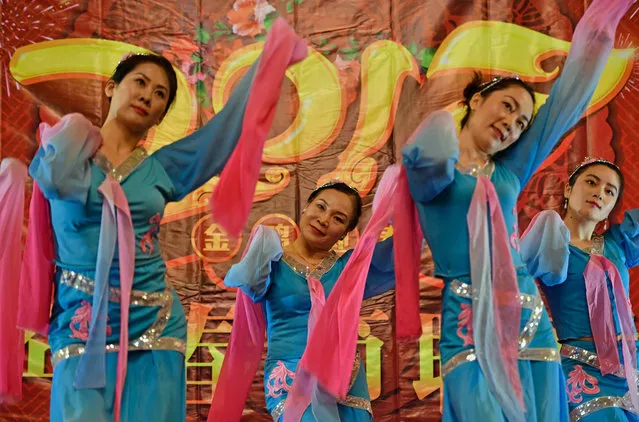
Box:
314, 180, 360, 195
568, 156, 621, 181
119, 52, 137, 63
478, 73, 522, 94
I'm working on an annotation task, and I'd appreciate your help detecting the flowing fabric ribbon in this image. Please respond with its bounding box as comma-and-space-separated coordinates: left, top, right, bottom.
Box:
16, 182, 55, 336
207, 19, 307, 421
73, 181, 117, 389
210, 17, 307, 238
206, 292, 265, 422
73, 176, 135, 422
207, 229, 267, 422
108, 179, 136, 422
393, 167, 423, 342
584, 255, 639, 411
0, 159, 28, 404
283, 277, 340, 421
467, 176, 524, 420
306, 278, 340, 421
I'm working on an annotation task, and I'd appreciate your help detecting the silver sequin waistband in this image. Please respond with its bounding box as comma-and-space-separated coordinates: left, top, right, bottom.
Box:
449, 279, 540, 309
60, 269, 172, 307
570, 394, 635, 421
52, 270, 185, 368
442, 347, 560, 378
449, 279, 545, 351
270, 352, 371, 421
561, 343, 630, 379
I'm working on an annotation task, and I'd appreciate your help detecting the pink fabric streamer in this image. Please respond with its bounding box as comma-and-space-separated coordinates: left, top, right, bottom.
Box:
210, 18, 307, 238
97, 178, 136, 422
393, 167, 423, 342
207, 18, 308, 421
584, 255, 639, 412
282, 277, 334, 421
467, 177, 524, 409
207, 230, 266, 422
306, 278, 326, 341
16, 182, 55, 335
584, 258, 620, 374
0, 158, 28, 404
17, 119, 72, 335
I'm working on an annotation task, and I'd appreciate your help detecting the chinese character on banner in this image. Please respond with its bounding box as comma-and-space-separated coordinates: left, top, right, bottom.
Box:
252, 214, 300, 246
191, 215, 242, 263
413, 313, 442, 400
358, 309, 389, 400
204, 224, 229, 252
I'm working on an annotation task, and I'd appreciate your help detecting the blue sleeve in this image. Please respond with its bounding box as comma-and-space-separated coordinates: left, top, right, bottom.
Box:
223, 225, 283, 302
401, 110, 459, 203
363, 237, 396, 299
498, 2, 619, 186
607, 209, 639, 268
152, 61, 259, 202
28, 113, 101, 203
519, 210, 570, 286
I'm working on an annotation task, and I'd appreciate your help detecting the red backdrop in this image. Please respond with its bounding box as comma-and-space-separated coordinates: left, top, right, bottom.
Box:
1, 0, 639, 420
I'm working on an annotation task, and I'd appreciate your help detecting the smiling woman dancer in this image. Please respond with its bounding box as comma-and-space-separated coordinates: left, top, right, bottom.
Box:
208, 179, 398, 421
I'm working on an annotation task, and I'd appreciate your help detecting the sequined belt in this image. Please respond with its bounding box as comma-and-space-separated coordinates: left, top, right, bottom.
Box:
561, 343, 631, 379
443, 280, 555, 378
449, 279, 545, 350
442, 347, 560, 378
449, 279, 541, 309
270, 352, 372, 421
51, 269, 186, 368
570, 394, 636, 421
60, 269, 172, 306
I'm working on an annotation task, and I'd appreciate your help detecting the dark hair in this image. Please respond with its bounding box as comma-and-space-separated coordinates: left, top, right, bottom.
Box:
110, 53, 178, 113
460, 72, 536, 129
307, 182, 362, 232
568, 160, 624, 202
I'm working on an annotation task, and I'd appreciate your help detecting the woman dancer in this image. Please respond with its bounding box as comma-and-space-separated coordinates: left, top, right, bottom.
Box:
208, 181, 397, 421
6, 19, 305, 422
521, 158, 638, 421
397, 0, 632, 420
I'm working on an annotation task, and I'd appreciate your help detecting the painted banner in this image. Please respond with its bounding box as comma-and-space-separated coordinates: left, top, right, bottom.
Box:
1, 0, 639, 420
